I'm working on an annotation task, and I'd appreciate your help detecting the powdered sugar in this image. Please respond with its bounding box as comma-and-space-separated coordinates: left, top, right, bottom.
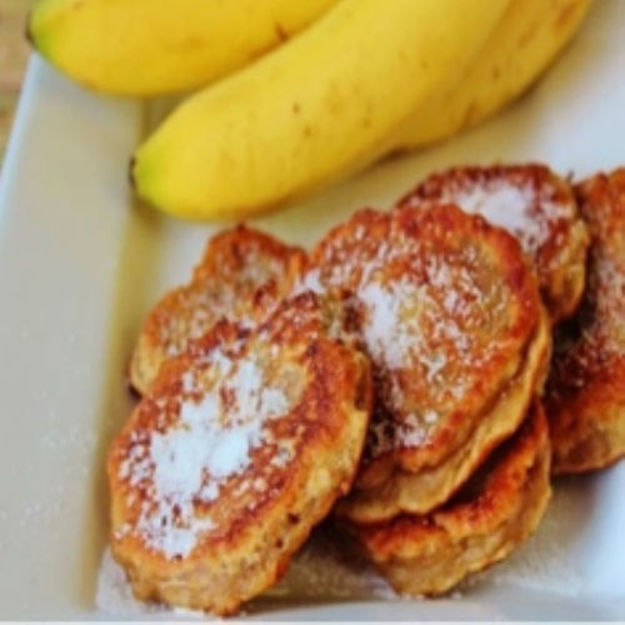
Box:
413, 174, 574, 257
161, 281, 263, 359
225, 358, 290, 424
359, 280, 416, 371
357, 247, 496, 457
292, 268, 325, 296
357, 278, 440, 453
236, 249, 287, 288
117, 351, 292, 560
159, 237, 294, 361
297, 208, 509, 459
594, 256, 625, 349
453, 183, 547, 251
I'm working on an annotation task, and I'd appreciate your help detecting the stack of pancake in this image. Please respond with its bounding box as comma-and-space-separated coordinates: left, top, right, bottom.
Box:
335, 164, 582, 596
401, 165, 625, 476
108, 164, 625, 614
304, 171, 559, 596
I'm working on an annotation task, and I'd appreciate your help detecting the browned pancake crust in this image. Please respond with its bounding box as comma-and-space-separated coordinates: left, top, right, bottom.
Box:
398, 164, 589, 323
336, 306, 550, 523
109, 293, 372, 615
300, 204, 544, 518
130, 225, 306, 395
546, 169, 625, 474
346, 400, 551, 597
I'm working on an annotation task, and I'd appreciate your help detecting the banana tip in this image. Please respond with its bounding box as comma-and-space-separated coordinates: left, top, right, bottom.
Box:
128, 156, 137, 190
25, 13, 35, 47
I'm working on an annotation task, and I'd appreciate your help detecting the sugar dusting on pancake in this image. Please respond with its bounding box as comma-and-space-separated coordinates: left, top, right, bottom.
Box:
117, 345, 296, 560
111, 292, 373, 614
130, 225, 306, 394
299, 207, 516, 463
402, 164, 576, 257
436, 179, 564, 255
546, 170, 625, 473
158, 284, 255, 359
398, 165, 589, 324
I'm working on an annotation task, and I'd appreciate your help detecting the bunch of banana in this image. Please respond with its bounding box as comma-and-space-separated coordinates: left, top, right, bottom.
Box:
28, 0, 592, 221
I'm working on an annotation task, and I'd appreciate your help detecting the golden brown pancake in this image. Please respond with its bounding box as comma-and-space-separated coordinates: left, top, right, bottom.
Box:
398, 164, 589, 323
130, 225, 306, 395
345, 400, 551, 597
546, 169, 625, 474
299, 203, 548, 520
109, 292, 372, 615
337, 306, 550, 523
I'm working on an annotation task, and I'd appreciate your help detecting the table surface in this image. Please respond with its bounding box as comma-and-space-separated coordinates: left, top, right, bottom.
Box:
0, 0, 32, 168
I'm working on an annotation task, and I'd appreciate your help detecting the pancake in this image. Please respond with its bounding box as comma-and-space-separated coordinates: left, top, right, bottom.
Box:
300, 203, 548, 520
398, 164, 589, 323
345, 400, 551, 597
546, 169, 625, 474
338, 306, 550, 523
129, 225, 306, 395
109, 292, 372, 615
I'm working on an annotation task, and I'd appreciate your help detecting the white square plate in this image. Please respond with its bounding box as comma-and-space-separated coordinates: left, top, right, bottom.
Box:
1, 1, 625, 619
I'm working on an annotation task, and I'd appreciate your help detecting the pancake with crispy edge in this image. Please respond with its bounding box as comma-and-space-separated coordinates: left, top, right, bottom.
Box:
130, 225, 306, 395
109, 292, 372, 615
547, 169, 625, 474
398, 163, 589, 323
344, 400, 551, 597
299, 203, 548, 520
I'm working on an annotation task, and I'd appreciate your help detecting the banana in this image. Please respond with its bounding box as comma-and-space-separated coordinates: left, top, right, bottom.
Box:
28, 0, 337, 96
132, 0, 509, 220
394, 0, 593, 149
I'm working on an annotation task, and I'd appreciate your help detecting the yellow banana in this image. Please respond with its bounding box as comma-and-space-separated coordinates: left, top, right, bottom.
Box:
394, 0, 593, 149
28, 0, 337, 96
132, 0, 509, 220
